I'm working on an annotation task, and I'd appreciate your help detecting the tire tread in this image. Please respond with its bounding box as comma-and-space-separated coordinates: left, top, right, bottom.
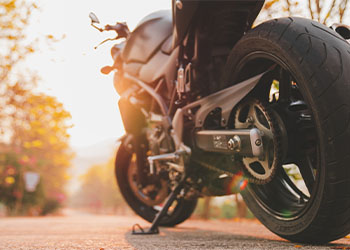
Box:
226, 17, 350, 243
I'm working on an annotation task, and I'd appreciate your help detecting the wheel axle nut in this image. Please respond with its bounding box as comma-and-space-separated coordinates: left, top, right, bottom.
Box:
228, 136, 241, 152
255, 139, 262, 146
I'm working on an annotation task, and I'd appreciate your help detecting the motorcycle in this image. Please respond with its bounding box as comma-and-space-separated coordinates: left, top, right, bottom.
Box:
89, 0, 350, 243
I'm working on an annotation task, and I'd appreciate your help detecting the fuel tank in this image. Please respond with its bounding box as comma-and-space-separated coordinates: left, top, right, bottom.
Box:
122, 10, 173, 64
120, 10, 178, 99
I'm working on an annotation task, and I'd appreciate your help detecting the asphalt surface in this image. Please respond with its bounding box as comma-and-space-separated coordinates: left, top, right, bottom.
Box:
0, 210, 349, 250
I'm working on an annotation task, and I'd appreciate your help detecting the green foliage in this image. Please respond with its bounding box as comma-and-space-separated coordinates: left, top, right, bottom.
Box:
0, 129, 70, 216
194, 196, 255, 220
220, 201, 237, 219
284, 164, 303, 181
41, 198, 62, 215
0, 152, 42, 215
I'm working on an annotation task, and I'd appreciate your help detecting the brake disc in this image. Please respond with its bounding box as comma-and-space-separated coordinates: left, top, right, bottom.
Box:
127, 154, 168, 206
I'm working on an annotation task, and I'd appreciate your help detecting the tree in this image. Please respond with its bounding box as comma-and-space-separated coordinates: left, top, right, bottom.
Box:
0, 92, 72, 215
262, 0, 349, 25
0, 0, 72, 215
201, 197, 212, 219
0, 0, 37, 86
1, 0, 37, 140
71, 157, 125, 213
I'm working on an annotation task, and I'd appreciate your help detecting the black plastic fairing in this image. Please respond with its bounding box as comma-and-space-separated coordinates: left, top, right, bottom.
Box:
172, 0, 265, 48
172, 0, 199, 47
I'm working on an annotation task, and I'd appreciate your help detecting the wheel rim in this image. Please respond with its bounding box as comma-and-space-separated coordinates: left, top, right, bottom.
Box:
126, 152, 183, 219
233, 52, 321, 221
127, 153, 169, 207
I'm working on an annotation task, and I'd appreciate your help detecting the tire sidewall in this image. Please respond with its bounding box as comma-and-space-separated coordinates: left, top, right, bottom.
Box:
224, 23, 329, 240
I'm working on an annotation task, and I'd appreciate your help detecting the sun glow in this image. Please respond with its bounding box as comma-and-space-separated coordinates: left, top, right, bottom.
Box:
26, 0, 171, 147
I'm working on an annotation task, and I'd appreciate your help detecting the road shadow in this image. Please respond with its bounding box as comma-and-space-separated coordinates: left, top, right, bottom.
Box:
124, 227, 350, 250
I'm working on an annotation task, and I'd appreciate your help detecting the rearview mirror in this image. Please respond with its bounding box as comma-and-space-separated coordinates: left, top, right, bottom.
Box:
89, 12, 100, 24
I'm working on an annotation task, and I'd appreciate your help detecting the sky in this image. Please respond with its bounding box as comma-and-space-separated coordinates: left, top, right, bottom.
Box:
27, 0, 171, 148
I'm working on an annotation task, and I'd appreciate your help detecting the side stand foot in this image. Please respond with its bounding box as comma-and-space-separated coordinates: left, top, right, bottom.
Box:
131, 179, 185, 235
132, 224, 159, 235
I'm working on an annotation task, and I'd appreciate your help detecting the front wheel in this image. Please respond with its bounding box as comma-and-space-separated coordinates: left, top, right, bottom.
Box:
115, 143, 197, 227
223, 17, 350, 243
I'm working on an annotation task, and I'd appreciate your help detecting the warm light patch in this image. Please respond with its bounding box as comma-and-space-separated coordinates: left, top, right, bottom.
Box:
5, 176, 15, 185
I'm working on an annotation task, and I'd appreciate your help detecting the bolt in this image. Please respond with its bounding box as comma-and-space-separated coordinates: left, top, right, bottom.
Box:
228, 136, 241, 151
247, 116, 254, 123
255, 139, 262, 146
228, 139, 235, 150
221, 118, 226, 124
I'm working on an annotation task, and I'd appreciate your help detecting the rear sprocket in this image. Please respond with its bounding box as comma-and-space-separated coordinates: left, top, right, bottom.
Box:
234, 99, 284, 184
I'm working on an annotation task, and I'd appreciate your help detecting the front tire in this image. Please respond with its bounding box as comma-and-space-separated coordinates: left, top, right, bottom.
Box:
115, 143, 197, 227
224, 17, 350, 243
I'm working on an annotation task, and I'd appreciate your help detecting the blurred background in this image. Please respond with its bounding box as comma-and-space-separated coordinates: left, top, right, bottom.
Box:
0, 0, 349, 219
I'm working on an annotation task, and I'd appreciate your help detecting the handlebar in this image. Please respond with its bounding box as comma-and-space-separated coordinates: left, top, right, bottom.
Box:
104, 22, 130, 39
90, 15, 130, 49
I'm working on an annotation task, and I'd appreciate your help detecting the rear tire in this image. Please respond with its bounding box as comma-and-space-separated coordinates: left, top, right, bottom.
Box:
224, 17, 350, 243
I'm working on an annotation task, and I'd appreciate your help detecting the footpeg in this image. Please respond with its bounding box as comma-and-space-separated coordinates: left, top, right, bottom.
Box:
147, 147, 189, 174
147, 152, 180, 174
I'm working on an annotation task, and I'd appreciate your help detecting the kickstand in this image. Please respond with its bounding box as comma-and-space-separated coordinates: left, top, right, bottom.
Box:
132, 179, 185, 235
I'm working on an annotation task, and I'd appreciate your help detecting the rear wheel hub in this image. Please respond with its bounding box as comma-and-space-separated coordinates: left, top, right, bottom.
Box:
234, 99, 286, 184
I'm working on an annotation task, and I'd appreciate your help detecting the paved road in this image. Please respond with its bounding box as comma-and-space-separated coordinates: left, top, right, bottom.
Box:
0, 211, 349, 250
